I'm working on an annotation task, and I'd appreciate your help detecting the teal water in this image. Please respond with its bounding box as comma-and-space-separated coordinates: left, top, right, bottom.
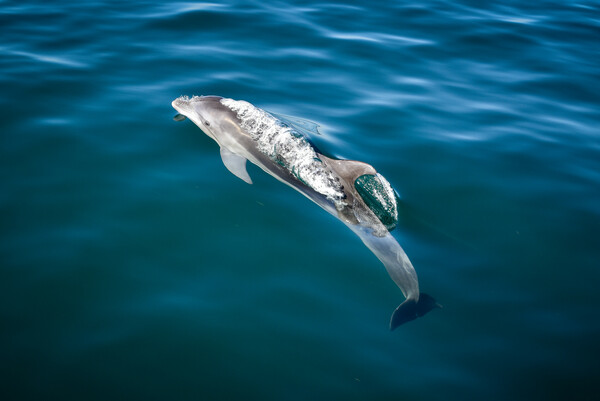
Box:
1, 1, 599, 400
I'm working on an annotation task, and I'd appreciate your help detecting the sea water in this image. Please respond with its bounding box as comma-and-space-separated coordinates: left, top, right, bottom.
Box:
1, 1, 599, 400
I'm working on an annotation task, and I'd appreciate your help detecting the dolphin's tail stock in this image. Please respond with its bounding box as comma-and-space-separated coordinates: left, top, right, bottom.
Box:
390, 293, 441, 330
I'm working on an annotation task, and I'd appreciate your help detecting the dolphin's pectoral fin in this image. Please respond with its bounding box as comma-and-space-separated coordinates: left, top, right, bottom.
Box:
220, 147, 253, 184
390, 293, 441, 330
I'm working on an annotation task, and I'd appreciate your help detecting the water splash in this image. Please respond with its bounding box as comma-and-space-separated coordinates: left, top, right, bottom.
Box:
221, 98, 347, 208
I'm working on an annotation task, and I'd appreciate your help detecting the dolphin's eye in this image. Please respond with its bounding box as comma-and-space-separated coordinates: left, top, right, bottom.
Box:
203, 120, 210, 126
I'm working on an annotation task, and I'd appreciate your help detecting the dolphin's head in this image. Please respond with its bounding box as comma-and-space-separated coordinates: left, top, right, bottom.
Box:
172, 95, 230, 141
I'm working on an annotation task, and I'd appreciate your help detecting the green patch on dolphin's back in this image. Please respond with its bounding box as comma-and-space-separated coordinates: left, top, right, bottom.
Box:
354, 174, 401, 231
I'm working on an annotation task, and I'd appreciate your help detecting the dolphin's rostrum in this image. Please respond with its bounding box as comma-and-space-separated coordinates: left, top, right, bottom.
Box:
172, 95, 440, 329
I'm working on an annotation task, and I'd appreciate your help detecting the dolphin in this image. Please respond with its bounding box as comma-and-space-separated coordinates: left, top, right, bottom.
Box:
172, 95, 440, 329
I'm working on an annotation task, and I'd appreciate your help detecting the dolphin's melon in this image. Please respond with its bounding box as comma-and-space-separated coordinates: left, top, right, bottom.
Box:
354, 174, 400, 231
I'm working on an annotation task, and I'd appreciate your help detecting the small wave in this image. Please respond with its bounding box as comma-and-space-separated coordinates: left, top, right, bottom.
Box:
2, 47, 88, 69
132, 2, 229, 19
321, 30, 434, 46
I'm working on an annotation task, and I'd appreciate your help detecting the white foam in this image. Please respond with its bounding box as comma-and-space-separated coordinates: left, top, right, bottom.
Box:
221, 98, 346, 207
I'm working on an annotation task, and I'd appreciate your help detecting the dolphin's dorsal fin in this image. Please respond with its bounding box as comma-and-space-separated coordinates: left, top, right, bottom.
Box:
319, 155, 377, 182
220, 147, 253, 184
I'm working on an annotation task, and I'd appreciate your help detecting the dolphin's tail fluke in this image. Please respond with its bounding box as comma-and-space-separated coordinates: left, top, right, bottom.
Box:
390, 293, 441, 330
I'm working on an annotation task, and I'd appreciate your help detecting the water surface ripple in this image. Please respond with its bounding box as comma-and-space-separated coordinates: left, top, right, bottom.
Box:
1, 1, 599, 400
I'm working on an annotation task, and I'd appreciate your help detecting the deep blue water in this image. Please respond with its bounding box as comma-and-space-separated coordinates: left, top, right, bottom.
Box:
2, 0, 600, 399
